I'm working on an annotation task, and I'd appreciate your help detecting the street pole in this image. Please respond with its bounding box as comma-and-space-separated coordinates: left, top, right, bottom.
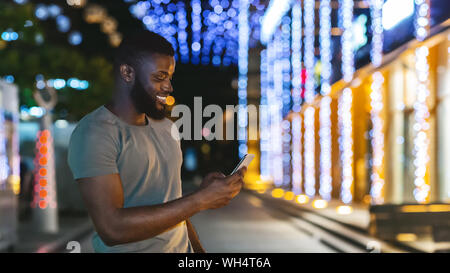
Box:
31, 86, 59, 233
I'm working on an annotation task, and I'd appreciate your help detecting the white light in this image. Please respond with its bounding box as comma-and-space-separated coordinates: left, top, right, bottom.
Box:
341, 0, 354, 83
369, 0, 385, 205
291, 0, 302, 112
291, 114, 302, 194
411, 0, 431, 203
29, 107, 46, 118
319, 0, 333, 201
304, 0, 315, 103
237, 0, 249, 158
319, 96, 332, 201
338, 88, 353, 204
55, 119, 69, 129
370, 72, 385, 204
414, 0, 430, 41
260, 0, 292, 44
270, 31, 284, 186
260, 49, 271, 180
304, 107, 315, 197
382, 0, 414, 30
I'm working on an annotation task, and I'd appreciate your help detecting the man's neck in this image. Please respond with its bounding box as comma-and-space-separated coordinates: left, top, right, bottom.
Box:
105, 96, 147, 126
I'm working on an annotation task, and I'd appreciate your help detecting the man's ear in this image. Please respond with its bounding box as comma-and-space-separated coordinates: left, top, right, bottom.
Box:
119, 64, 135, 83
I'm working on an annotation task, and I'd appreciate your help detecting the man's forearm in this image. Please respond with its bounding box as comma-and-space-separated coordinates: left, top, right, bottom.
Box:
104, 191, 204, 246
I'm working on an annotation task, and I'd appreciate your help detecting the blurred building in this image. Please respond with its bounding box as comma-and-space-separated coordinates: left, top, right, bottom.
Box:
243, 0, 450, 247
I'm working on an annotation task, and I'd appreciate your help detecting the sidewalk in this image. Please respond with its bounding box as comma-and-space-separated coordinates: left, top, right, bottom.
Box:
12, 212, 93, 253
246, 188, 449, 253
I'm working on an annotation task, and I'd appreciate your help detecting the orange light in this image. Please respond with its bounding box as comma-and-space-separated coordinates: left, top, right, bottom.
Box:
40, 147, 48, 154
39, 190, 47, 198
271, 188, 285, 198
39, 168, 47, 176
39, 200, 47, 209
39, 136, 47, 144
284, 191, 295, 201
41, 130, 50, 137
396, 233, 417, 242
39, 179, 47, 187
39, 157, 48, 165
166, 96, 175, 106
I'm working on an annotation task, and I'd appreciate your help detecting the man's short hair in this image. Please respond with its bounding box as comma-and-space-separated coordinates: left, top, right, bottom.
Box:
114, 31, 175, 73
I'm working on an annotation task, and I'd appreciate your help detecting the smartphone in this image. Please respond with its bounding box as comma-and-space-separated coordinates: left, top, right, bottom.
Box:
230, 154, 255, 175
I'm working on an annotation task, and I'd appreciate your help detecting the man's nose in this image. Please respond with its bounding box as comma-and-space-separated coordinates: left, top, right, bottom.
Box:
162, 80, 173, 93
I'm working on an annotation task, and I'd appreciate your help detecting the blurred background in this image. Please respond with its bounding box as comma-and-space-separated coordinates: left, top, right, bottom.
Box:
0, 0, 449, 253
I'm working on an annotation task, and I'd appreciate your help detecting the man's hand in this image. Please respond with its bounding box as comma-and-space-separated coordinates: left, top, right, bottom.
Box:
196, 167, 247, 210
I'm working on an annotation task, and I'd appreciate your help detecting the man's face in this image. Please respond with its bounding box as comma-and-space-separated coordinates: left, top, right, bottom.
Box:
129, 53, 175, 120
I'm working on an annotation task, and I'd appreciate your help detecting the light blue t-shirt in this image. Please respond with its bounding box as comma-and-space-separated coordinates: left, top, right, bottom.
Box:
67, 105, 193, 253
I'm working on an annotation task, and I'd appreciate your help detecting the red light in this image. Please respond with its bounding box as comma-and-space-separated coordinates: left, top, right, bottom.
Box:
39, 178, 47, 187
39, 190, 47, 198
39, 136, 47, 144
39, 168, 47, 176
39, 200, 47, 209
39, 157, 48, 165
40, 147, 48, 154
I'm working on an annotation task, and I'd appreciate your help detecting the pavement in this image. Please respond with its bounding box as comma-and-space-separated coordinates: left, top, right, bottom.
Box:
9, 179, 447, 253
12, 212, 93, 253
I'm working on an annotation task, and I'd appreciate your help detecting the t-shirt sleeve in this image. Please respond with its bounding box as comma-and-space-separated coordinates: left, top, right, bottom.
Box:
67, 122, 119, 180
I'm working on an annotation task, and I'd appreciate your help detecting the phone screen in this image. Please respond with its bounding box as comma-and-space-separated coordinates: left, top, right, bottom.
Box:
230, 154, 255, 175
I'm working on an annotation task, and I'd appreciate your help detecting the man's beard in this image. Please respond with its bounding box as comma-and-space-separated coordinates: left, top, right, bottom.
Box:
130, 79, 166, 120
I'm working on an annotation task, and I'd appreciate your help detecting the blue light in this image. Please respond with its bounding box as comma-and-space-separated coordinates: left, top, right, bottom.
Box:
35, 4, 49, 20
48, 4, 61, 18
79, 80, 89, 90
68, 31, 82, 45
56, 15, 71, 33
5, 75, 14, 83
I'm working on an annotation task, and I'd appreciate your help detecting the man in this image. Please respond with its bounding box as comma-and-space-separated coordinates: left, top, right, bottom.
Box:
67, 31, 246, 253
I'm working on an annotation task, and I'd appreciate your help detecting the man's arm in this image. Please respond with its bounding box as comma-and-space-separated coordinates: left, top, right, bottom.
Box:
186, 219, 206, 253
77, 169, 245, 247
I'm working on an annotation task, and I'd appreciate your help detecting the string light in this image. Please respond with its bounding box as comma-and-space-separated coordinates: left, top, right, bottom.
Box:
338, 88, 353, 204
304, 107, 315, 197
412, 0, 431, 203
269, 30, 284, 186
32, 130, 57, 210
304, 0, 315, 104
237, 0, 249, 158
176, 1, 189, 63
303, 0, 315, 197
319, 0, 332, 201
0, 110, 9, 190
369, 0, 385, 204
281, 16, 291, 186
291, 114, 302, 194
291, 0, 302, 194
340, 0, 354, 83
259, 49, 271, 180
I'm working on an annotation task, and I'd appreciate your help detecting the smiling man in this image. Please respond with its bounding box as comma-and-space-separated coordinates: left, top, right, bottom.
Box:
67, 31, 246, 253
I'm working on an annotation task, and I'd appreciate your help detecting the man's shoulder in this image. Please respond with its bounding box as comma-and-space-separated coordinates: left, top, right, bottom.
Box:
71, 106, 120, 138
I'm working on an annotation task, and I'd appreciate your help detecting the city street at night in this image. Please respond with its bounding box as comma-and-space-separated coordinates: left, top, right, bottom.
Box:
0, 0, 449, 265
